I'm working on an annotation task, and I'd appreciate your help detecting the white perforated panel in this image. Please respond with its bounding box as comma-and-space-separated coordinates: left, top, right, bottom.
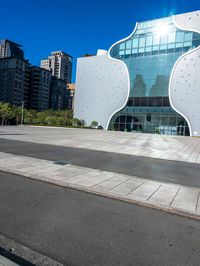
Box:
174, 11, 200, 32
169, 11, 200, 136
74, 54, 129, 129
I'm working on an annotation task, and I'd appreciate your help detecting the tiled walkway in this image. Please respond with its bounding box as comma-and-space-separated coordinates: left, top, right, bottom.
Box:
0, 126, 200, 163
0, 152, 200, 218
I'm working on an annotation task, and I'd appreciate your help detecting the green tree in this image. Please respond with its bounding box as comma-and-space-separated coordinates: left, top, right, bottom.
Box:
65, 110, 73, 119
24, 109, 37, 125
63, 118, 72, 126
72, 118, 81, 127
91, 121, 98, 128
36, 111, 48, 125
0, 102, 13, 125
45, 116, 57, 126
80, 119, 86, 127
13, 106, 22, 125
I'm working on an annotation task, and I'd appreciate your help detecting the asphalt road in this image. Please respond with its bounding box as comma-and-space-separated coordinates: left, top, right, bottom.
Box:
1, 171, 200, 265
0, 138, 200, 187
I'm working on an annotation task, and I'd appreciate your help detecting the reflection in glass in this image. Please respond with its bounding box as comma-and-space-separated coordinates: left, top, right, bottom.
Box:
109, 16, 200, 135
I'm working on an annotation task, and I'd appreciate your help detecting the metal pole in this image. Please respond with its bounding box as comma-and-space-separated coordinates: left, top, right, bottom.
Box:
21, 101, 24, 126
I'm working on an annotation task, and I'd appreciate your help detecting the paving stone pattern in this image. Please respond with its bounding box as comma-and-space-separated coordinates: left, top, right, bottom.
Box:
0, 152, 200, 218
0, 126, 200, 163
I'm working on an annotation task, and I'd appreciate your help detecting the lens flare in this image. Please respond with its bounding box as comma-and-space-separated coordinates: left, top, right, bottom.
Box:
154, 23, 170, 36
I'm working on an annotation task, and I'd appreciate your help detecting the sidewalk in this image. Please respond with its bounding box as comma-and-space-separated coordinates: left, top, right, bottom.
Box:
0, 152, 200, 219
1, 126, 200, 164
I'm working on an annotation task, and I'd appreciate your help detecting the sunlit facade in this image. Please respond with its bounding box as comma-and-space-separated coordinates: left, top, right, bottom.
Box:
74, 11, 200, 136
108, 17, 200, 135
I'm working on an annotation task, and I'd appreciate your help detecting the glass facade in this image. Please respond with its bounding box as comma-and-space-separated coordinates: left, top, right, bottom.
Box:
109, 17, 200, 135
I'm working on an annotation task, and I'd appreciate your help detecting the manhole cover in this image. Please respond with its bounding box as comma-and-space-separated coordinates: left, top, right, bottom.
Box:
53, 161, 70, 165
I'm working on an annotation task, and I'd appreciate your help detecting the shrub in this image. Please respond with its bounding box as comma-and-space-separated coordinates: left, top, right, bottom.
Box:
24, 109, 37, 125
91, 121, 98, 128
72, 118, 81, 127
154, 127, 160, 134
45, 116, 57, 126
62, 118, 72, 126
80, 119, 86, 127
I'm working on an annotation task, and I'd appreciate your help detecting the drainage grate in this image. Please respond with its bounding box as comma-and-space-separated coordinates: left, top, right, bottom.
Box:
53, 161, 70, 165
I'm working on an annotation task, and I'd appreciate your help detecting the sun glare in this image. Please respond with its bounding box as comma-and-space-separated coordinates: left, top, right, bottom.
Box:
154, 23, 170, 36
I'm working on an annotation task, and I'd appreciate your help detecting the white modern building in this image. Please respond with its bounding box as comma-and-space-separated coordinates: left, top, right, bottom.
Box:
74, 10, 200, 136
40, 51, 72, 83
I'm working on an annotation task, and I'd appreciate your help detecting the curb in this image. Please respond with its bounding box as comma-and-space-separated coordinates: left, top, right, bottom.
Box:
0, 166, 200, 221
0, 235, 63, 266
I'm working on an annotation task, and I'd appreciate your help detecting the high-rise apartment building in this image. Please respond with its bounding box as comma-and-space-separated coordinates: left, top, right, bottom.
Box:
0, 39, 72, 111
0, 57, 30, 107
40, 51, 72, 83
29, 66, 51, 111
0, 39, 24, 60
49, 77, 67, 110
0, 39, 30, 107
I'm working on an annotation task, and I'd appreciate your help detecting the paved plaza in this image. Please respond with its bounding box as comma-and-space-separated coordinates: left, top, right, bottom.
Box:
0, 126, 200, 163
0, 126, 200, 218
0, 150, 200, 218
1, 126, 200, 264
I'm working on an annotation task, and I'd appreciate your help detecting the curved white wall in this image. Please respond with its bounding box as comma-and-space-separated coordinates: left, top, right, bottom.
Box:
74, 54, 129, 129
74, 10, 200, 135
170, 11, 200, 136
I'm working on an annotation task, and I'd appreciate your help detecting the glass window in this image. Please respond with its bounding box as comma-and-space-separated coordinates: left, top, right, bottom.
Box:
119, 50, 124, 55
168, 43, 175, 49
153, 35, 160, 45
145, 46, 152, 52
160, 34, 168, 44
175, 43, 182, 48
132, 38, 139, 48
146, 36, 153, 46
176, 31, 184, 43
193, 33, 199, 40
152, 45, 159, 51
119, 43, 125, 50
109, 20, 196, 136
184, 32, 192, 42
184, 41, 192, 47
137, 23, 143, 29
139, 47, 145, 53
192, 39, 200, 47
168, 32, 176, 43
139, 37, 145, 47
160, 44, 167, 50
137, 29, 146, 35
126, 40, 131, 49
125, 49, 131, 55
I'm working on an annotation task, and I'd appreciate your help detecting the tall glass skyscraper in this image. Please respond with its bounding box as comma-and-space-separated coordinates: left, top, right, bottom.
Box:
108, 17, 200, 135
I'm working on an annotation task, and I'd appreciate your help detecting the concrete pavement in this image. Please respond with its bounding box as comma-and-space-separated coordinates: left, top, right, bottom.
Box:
0, 152, 200, 218
0, 126, 200, 163
1, 126, 200, 264
1, 171, 200, 266
1, 138, 200, 187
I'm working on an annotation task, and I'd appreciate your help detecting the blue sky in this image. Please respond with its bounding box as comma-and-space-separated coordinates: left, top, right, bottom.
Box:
1, 0, 200, 81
